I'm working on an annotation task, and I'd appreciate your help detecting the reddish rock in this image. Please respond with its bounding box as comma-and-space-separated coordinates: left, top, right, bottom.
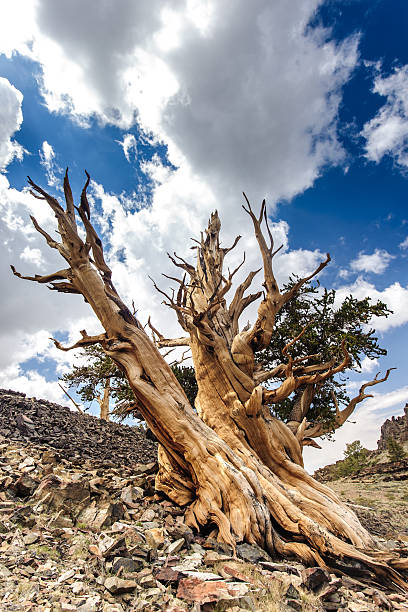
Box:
221, 564, 254, 583
154, 567, 183, 584
176, 577, 248, 604
318, 578, 342, 601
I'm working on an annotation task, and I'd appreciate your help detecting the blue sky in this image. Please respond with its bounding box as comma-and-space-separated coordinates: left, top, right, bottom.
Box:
0, 0, 408, 472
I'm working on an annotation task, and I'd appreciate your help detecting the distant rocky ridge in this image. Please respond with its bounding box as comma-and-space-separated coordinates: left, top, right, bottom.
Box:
314, 404, 408, 483
378, 404, 408, 450
0, 388, 157, 467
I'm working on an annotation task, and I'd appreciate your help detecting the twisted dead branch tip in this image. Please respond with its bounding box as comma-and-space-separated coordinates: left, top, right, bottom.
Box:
51, 330, 107, 352
303, 367, 396, 441
80, 170, 91, 219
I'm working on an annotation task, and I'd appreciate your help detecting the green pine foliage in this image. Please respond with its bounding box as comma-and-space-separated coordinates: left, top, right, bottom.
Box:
336, 440, 369, 478
259, 278, 391, 435
61, 280, 391, 433
386, 437, 407, 462
172, 365, 198, 408
60, 345, 198, 418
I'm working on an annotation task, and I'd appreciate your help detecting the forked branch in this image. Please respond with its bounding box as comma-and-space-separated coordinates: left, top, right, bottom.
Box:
304, 368, 395, 440
240, 194, 331, 353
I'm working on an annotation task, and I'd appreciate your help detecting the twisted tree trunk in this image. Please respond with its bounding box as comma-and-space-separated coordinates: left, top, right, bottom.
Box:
11, 172, 407, 588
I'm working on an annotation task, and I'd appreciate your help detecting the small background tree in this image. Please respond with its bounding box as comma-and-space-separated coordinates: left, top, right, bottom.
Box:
61, 345, 198, 421
387, 437, 407, 462
336, 440, 369, 477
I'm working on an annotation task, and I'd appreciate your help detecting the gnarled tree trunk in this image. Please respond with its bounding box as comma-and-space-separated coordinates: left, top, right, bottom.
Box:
12, 173, 407, 588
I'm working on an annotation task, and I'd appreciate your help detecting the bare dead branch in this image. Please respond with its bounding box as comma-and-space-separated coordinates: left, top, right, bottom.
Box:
158, 337, 190, 348
282, 322, 313, 357
253, 365, 287, 384
29, 215, 61, 251
303, 368, 396, 440
63, 167, 76, 226
79, 170, 91, 219
146, 317, 189, 348
27, 176, 65, 216
58, 382, 83, 413
76, 173, 112, 283
169, 348, 191, 367
281, 254, 331, 307
222, 234, 241, 255
263, 341, 350, 405
168, 251, 195, 276
10, 266, 70, 284
51, 329, 107, 352
147, 316, 164, 341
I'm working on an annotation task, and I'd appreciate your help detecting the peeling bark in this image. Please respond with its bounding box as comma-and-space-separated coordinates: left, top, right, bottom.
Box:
11, 173, 407, 589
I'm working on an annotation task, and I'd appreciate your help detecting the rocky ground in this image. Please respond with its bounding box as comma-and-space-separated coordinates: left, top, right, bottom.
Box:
1, 389, 408, 610
0, 389, 157, 467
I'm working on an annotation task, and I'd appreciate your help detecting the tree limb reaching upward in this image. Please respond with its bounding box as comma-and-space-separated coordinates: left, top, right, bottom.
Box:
11, 173, 406, 589
303, 368, 395, 440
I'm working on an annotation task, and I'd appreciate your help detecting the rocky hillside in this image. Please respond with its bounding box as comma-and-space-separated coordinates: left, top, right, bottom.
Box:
314, 404, 408, 484
0, 389, 157, 467
0, 389, 408, 610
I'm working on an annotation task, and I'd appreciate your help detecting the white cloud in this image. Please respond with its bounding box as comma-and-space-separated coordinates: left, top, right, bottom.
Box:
362, 64, 408, 168
349, 248, 395, 274
39, 140, 62, 186
116, 134, 138, 162
274, 248, 327, 286
335, 277, 408, 331
20, 246, 44, 267
0, 78, 25, 170
0, 367, 66, 404
400, 236, 408, 249
358, 356, 379, 374
0, 0, 358, 207
338, 268, 350, 279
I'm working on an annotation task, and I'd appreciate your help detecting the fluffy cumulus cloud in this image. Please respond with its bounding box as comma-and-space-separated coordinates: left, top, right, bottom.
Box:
349, 248, 395, 274
0, 78, 25, 170
0, 0, 358, 208
362, 64, 408, 168
335, 277, 408, 331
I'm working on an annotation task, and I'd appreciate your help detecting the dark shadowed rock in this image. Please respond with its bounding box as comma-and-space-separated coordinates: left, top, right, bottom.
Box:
236, 542, 271, 563
301, 567, 331, 591
11, 474, 38, 498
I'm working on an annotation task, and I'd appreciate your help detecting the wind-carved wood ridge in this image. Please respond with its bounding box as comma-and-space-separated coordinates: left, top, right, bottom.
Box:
11, 173, 408, 589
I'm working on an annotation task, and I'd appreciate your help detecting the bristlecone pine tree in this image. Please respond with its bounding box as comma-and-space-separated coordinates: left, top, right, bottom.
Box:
12, 171, 408, 587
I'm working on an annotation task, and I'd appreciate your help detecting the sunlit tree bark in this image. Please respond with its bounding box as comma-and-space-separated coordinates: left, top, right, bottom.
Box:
11, 172, 407, 587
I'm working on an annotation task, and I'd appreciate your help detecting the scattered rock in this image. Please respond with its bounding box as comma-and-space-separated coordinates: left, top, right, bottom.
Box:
0, 387, 406, 611
112, 556, 142, 574
104, 576, 138, 594
236, 542, 271, 564
177, 576, 249, 604
301, 566, 331, 591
